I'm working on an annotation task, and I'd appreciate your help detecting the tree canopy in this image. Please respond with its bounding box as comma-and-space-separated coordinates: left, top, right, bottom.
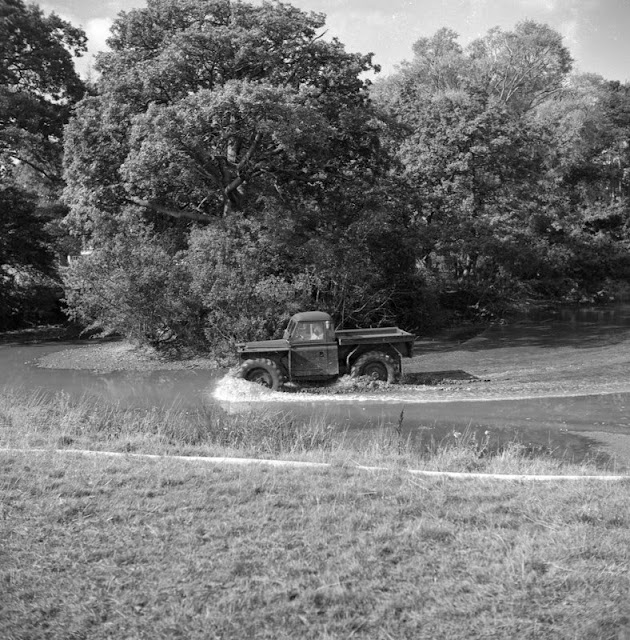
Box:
55, 4, 630, 347
63, 0, 420, 347
0, 0, 86, 190
373, 21, 630, 310
64, 0, 380, 231
0, 0, 87, 329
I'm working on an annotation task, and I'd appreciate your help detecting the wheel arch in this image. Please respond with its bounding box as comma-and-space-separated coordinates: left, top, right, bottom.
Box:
238, 352, 288, 378
237, 357, 286, 390
346, 344, 403, 372
349, 349, 399, 383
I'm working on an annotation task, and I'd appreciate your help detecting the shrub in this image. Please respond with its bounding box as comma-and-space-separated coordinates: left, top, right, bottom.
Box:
62, 221, 205, 348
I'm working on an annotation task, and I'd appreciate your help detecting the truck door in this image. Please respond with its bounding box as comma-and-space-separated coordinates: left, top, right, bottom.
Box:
289, 321, 339, 379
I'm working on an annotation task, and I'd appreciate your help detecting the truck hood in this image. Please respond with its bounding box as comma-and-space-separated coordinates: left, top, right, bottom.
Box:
237, 339, 290, 353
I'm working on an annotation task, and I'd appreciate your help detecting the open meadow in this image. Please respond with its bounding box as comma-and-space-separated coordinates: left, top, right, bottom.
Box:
1, 389, 630, 639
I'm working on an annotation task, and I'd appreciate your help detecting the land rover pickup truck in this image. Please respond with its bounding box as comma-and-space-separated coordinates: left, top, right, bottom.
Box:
236, 311, 415, 390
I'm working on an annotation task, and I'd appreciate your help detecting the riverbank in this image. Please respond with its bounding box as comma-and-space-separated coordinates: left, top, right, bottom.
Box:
8, 309, 630, 467
0, 323, 83, 344
35, 340, 219, 374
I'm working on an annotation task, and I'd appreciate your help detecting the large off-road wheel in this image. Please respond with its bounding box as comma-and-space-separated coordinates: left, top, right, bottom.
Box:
237, 358, 284, 391
351, 351, 398, 383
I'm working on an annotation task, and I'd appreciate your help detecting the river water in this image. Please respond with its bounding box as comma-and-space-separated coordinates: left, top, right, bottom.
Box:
3, 305, 630, 463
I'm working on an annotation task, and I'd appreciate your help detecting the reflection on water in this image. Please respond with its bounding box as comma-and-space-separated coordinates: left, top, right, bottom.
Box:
2, 304, 630, 464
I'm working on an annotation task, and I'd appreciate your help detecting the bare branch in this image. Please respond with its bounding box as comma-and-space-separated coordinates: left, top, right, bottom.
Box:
237, 131, 262, 171
127, 197, 213, 223
7, 151, 62, 185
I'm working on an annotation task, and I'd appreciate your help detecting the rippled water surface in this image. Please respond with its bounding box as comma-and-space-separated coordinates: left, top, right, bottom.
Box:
3, 305, 630, 462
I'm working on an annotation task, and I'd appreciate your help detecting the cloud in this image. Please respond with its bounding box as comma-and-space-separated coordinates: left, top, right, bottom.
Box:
85, 17, 113, 55
558, 18, 579, 49
71, 17, 113, 79
516, 0, 559, 11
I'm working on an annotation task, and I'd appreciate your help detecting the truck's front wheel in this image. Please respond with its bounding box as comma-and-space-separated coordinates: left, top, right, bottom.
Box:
351, 351, 397, 383
237, 358, 283, 391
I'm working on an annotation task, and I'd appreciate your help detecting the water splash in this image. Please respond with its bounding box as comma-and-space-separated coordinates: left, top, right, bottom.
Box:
212, 374, 409, 404
213, 375, 277, 402
212, 372, 630, 406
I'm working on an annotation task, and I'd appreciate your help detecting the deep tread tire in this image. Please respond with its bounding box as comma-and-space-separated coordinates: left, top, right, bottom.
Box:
237, 358, 284, 391
351, 351, 398, 383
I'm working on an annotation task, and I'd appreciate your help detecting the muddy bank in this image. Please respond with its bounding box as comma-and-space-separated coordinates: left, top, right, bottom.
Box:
407, 317, 630, 399
35, 341, 218, 374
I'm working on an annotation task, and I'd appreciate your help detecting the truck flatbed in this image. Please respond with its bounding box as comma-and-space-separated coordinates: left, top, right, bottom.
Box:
336, 326, 414, 346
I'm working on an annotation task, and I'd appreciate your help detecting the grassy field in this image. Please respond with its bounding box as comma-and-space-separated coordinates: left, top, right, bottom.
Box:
2, 390, 630, 639
2, 451, 630, 639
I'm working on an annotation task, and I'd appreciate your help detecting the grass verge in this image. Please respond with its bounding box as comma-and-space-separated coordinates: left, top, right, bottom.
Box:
0, 388, 627, 475
1, 451, 630, 639
0, 390, 627, 475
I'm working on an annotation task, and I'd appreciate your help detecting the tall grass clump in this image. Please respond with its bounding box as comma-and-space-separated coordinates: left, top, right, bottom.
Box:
0, 388, 336, 458
407, 423, 623, 475
210, 410, 335, 455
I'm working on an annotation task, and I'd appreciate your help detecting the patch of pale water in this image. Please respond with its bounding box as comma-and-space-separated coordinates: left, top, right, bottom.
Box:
212, 373, 630, 406
0, 342, 223, 409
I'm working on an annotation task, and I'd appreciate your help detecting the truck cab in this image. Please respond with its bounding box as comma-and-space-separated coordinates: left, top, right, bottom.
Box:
282, 311, 340, 379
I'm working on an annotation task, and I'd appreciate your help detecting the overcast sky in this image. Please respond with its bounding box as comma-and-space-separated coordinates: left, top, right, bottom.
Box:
40, 0, 630, 83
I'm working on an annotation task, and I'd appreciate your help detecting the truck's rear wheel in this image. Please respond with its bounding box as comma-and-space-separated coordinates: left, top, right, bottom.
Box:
237, 358, 283, 391
351, 351, 397, 383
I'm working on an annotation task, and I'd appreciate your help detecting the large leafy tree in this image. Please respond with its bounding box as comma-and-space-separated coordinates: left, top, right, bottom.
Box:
64, 0, 380, 232
531, 75, 630, 289
64, 0, 418, 347
377, 22, 630, 308
398, 92, 553, 279
373, 22, 582, 311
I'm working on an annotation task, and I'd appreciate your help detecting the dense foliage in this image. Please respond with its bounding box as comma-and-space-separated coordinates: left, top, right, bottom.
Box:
373, 23, 630, 314
62, 0, 418, 350
0, 185, 57, 326
4, 0, 630, 347
0, 0, 86, 329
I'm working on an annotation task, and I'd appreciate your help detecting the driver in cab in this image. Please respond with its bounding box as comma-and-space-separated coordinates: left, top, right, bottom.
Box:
296, 322, 325, 341
310, 323, 324, 340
